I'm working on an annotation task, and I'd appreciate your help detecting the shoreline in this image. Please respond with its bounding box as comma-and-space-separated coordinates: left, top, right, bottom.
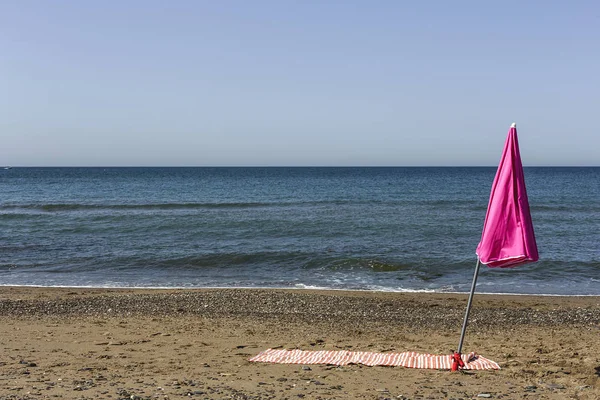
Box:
1, 287, 599, 399
2, 284, 599, 298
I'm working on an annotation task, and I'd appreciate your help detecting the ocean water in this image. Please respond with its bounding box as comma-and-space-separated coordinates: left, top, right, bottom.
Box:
1, 167, 598, 295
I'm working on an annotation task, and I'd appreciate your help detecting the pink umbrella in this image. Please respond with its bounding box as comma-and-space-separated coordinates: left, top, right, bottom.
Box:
454, 123, 539, 368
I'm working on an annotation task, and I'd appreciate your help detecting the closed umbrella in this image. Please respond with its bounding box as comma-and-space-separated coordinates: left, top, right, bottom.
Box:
454, 123, 539, 369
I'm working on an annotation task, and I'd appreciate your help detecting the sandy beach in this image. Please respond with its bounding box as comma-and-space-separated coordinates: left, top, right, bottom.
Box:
0, 287, 599, 399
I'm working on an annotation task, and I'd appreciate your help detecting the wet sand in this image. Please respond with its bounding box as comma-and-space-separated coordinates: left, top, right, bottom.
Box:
1, 287, 599, 399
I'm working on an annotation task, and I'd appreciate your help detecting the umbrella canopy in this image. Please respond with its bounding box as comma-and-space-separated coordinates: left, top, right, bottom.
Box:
475, 123, 538, 268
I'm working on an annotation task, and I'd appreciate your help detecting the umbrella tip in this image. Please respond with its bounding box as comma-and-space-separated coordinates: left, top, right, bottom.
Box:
511, 122, 517, 128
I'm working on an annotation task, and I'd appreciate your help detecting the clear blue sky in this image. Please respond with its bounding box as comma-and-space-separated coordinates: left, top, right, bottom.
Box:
1, 1, 599, 166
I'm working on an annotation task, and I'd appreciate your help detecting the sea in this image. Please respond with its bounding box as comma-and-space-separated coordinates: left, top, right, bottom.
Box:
1, 167, 598, 296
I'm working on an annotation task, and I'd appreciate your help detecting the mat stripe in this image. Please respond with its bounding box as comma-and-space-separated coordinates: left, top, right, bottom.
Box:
249, 349, 500, 370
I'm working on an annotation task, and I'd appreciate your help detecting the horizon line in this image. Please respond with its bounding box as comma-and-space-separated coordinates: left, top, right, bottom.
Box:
4, 165, 599, 168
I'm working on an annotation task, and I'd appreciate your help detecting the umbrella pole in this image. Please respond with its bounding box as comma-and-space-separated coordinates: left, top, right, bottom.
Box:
457, 258, 481, 354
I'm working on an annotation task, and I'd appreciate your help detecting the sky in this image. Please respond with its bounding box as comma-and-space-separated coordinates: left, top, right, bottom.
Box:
1, 1, 599, 166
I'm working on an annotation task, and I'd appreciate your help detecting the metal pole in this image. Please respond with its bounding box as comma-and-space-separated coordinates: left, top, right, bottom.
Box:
457, 258, 481, 354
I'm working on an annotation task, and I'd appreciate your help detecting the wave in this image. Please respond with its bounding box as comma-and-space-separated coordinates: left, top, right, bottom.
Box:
0, 252, 461, 274
0, 199, 382, 212
531, 204, 600, 212
0, 202, 291, 212
105, 251, 313, 270
0, 198, 498, 214
0, 199, 419, 213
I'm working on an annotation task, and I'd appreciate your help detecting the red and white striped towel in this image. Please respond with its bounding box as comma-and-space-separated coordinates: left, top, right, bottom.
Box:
249, 349, 500, 370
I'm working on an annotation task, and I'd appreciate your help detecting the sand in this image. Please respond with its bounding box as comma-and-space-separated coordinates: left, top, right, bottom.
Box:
0, 287, 599, 399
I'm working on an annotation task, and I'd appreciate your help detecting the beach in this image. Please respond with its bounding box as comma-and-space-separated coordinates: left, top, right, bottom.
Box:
1, 288, 599, 399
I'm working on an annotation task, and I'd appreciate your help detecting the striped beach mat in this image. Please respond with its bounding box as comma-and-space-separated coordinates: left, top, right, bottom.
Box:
249, 349, 500, 370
